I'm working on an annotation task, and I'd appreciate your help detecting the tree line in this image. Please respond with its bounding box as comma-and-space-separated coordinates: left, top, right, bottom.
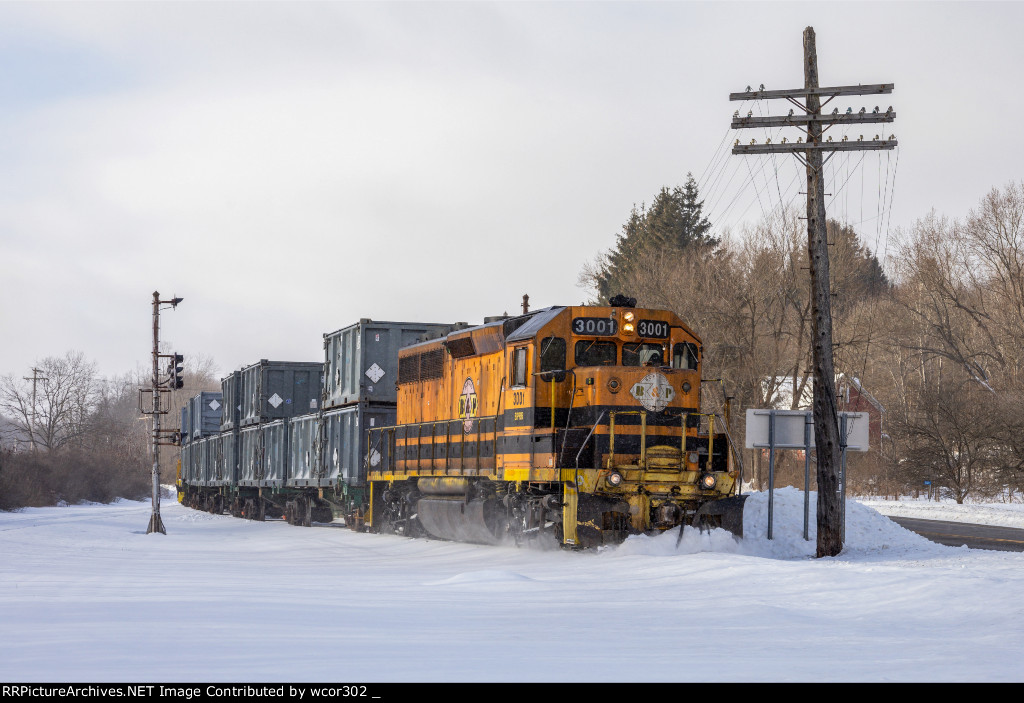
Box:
0, 353, 219, 510
581, 176, 1024, 503
6, 180, 1022, 509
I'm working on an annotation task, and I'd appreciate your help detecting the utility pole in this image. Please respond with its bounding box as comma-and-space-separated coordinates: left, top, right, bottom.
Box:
22, 367, 47, 450
142, 291, 184, 535
730, 26, 895, 557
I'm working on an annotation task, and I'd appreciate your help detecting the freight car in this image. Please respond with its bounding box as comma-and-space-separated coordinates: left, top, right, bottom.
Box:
177, 299, 746, 548
178, 321, 460, 525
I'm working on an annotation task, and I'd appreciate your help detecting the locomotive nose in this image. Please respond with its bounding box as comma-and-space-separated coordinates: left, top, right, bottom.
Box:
580, 367, 698, 410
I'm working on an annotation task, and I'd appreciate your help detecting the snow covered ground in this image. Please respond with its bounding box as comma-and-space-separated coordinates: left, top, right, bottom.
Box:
1, 489, 1021, 683
859, 495, 1024, 528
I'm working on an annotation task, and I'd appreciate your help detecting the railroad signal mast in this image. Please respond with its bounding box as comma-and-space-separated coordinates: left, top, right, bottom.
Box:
730, 26, 896, 557
141, 290, 184, 535
168, 354, 184, 390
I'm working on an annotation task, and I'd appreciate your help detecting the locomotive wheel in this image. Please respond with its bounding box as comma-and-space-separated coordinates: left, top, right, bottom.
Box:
380, 501, 405, 535
405, 511, 425, 538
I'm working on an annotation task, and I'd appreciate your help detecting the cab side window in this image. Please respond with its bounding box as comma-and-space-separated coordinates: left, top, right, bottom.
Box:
539, 337, 566, 372
511, 347, 529, 387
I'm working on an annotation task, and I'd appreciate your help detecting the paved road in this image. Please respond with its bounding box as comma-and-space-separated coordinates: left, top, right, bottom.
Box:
889, 516, 1024, 552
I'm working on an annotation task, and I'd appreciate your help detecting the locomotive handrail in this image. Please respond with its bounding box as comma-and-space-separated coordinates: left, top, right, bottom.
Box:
713, 412, 745, 494
607, 409, 648, 468
575, 410, 606, 472
494, 378, 505, 468
564, 369, 578, 434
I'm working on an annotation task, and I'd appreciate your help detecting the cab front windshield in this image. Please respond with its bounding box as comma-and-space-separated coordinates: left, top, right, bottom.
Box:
572, 339, 698, 369
574, 340, 617, 366
622, 342, 664, 366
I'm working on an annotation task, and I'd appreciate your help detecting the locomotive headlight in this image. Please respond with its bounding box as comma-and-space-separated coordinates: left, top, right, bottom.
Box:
624, 312, 635, 322
700, 474, 717, 490
607, 471, 623, 487
623, 323, 635, 333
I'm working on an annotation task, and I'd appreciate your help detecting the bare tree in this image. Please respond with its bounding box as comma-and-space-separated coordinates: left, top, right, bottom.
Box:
0, 351, 100, 451
87, 372, 151, 462
963, 182, 1024, 380
890, 374, 1001, 503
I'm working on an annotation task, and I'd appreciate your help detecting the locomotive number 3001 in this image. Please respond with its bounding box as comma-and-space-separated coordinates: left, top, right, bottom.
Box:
572, 317, 618, 335
637, 320, 669, 338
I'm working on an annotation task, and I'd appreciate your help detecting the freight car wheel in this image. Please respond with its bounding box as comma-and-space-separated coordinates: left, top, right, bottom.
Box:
284, 497, 310, 526
345, 508, 367, 532
312, 503, 333, 524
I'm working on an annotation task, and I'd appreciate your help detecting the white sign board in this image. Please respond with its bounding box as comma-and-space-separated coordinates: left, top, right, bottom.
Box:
745, 409, 870, 452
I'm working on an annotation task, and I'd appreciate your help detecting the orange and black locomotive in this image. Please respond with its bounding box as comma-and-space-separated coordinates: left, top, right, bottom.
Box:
365, 298, 745, 548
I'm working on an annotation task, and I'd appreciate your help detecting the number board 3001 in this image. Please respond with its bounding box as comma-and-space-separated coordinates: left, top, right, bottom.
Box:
637, 320, 670, 338
572, 317, 618, 336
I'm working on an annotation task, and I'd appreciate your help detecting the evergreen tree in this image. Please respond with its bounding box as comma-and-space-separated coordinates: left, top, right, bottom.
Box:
827, 219, 891, 296
678, 174, 714, 248
594, 173, 717, 302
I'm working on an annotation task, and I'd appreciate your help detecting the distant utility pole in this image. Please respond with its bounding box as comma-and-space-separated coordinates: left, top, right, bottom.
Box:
141, 290, 184, 535
22, 367, 47, 450
730, 26, 896, 557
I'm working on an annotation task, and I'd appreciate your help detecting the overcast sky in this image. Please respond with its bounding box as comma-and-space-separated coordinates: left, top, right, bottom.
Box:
2, 1, 1022, 380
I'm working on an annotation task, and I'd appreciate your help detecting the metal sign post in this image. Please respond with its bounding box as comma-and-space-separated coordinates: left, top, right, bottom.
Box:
804, 413, 812, 541
768, 411, 776, 540
746, 409, 869, 542
840, 414, 848, 542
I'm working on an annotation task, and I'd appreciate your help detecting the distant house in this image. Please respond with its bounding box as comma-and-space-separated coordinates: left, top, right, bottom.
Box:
836, 374, 885, 449
759, 373, 885, 451
762, 374, 814, 410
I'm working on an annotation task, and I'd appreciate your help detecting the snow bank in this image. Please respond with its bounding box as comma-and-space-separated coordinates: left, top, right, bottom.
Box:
613, 487, 942, 559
